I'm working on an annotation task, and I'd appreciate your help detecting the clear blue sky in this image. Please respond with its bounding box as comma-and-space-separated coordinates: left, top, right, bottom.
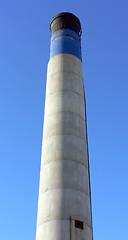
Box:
0, 0, 128, 239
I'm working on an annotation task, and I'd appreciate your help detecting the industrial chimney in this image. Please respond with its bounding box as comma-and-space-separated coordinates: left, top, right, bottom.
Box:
36, 12, 93, 240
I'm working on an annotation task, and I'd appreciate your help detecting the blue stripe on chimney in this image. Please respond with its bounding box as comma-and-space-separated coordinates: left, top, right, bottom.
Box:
50, 29, 82, 61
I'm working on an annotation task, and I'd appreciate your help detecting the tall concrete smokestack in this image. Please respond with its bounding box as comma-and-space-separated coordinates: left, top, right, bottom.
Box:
36, 12, 93, 240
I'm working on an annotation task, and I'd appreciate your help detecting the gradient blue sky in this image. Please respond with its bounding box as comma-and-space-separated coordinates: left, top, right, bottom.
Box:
0, 0, 128, 239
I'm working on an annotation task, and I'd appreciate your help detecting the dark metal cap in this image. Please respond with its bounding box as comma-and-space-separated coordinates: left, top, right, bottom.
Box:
50, 12, 82, 36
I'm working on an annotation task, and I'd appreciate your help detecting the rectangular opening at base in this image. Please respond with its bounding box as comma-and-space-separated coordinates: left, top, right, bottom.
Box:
75, 220, 84, 229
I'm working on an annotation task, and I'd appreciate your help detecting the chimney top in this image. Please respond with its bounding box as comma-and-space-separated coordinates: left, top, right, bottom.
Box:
50, 12, 81, 36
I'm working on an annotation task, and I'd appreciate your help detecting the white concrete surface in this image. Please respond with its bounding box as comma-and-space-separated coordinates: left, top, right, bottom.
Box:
36, 54, 93, 240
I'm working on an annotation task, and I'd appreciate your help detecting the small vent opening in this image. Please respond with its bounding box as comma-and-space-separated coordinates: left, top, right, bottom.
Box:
75, 220, 84, 229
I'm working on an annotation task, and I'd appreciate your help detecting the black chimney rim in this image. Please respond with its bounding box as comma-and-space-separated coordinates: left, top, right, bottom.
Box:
50, 12, 82, 36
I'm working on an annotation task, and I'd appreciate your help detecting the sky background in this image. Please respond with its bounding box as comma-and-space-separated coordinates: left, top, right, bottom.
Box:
0, 0, 128, 239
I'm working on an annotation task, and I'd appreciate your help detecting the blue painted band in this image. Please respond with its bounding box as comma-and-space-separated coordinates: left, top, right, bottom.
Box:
50, 29, 82, 61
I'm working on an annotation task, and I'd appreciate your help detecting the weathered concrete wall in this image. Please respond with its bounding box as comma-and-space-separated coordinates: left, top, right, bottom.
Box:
36, 54, 93, 240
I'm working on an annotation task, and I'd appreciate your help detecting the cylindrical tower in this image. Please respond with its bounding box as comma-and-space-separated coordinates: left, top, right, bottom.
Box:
36, 12, 93, 240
